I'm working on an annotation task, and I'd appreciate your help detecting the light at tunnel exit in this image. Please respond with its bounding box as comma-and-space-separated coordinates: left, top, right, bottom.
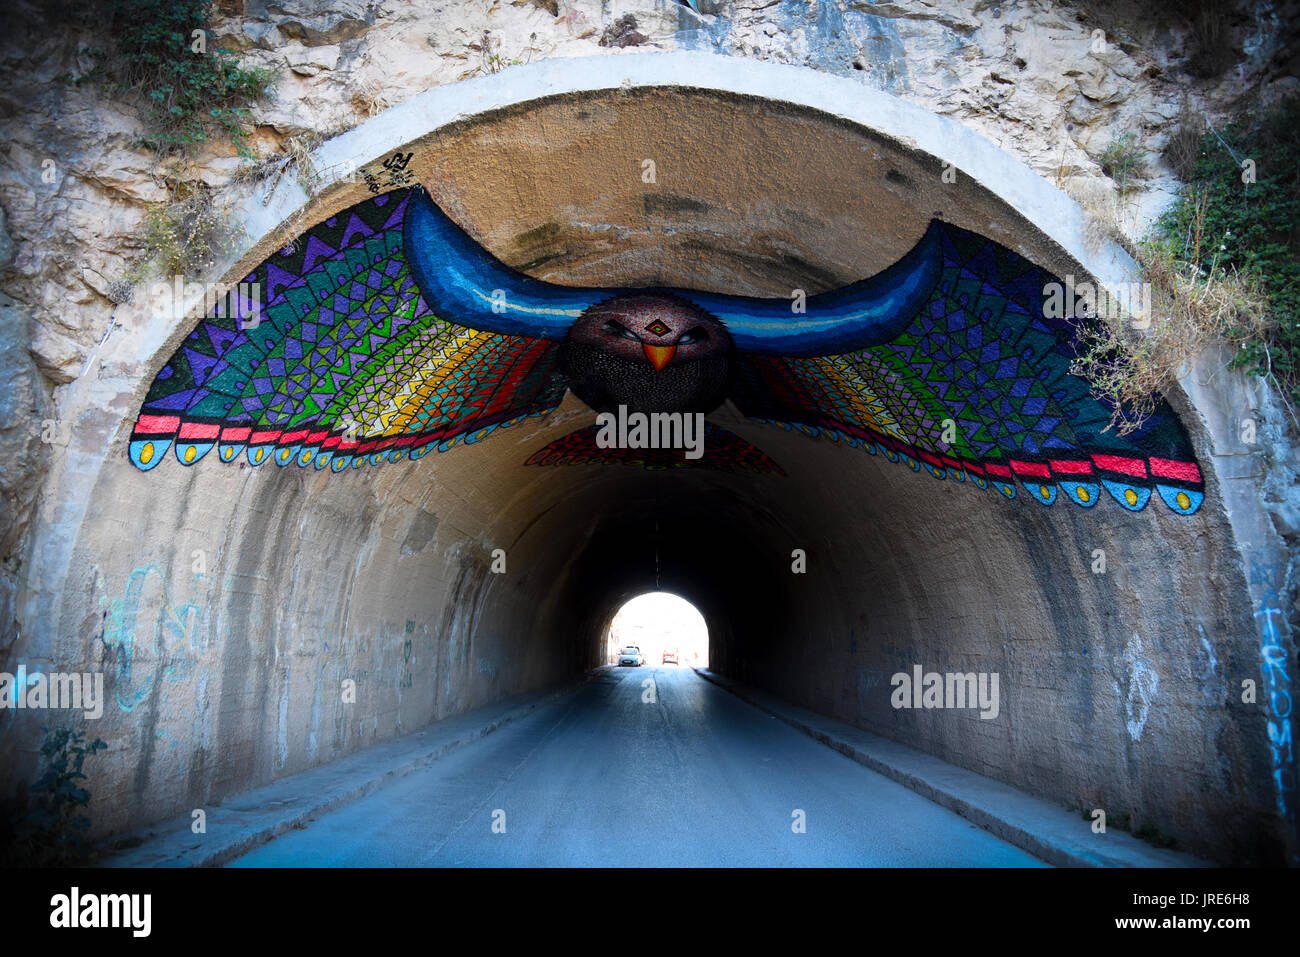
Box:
607, 592, 708, 668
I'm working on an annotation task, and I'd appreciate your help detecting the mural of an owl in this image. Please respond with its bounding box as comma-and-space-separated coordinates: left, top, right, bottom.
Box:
127, 184, 1205, 515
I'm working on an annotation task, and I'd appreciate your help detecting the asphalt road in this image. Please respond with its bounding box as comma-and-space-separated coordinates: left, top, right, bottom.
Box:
230, 665, 1046, 867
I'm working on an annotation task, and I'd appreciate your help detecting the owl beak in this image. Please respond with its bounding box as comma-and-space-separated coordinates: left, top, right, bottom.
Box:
643, 343, 676, 371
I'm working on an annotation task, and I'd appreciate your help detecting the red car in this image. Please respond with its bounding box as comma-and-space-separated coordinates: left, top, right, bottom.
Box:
662, 648, 679, 664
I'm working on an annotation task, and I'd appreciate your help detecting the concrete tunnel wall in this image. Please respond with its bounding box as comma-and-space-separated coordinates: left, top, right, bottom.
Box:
2, 54, 1292, 864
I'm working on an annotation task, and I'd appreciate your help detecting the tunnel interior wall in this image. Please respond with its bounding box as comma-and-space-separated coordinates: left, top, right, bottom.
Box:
0, 399, 611, 839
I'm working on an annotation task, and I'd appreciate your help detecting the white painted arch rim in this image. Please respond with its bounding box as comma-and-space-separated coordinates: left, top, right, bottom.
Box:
262, 51, 1137, 305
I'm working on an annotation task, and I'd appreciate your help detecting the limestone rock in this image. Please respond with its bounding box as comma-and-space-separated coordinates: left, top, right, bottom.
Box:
28, 321, 83, 385
284, 42, 342, 75
0, 205, 13, 268
0, 289, 53, 644
247, 0, 376, 46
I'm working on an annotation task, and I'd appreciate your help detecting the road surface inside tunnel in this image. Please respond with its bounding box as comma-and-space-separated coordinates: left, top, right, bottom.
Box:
229, 667, 1047, 867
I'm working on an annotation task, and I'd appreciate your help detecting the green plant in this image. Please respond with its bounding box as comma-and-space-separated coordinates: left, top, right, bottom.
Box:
1154, 95, 1300, 406
71, 0, 273, 158
1135, 822, 1178, 848
1100, 132, 1144, 196
0, 727, 108, 867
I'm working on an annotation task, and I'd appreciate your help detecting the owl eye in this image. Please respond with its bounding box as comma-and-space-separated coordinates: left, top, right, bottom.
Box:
677, 326, 708, 346
603, 319, 640, 341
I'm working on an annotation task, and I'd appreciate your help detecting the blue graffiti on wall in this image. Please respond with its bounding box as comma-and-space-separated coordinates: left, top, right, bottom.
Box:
103, 565, 202, 712
1252, 557, 1295, 822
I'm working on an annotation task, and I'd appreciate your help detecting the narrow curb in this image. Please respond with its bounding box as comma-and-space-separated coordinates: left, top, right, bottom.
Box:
98, 667, 610, 868
694, 668, 1209, 868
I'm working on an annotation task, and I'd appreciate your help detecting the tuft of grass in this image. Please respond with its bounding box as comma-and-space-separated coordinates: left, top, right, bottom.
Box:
1071, 96, 1300, 432
1066, 177, 1127, 256
1070, 225, 1272, 435
134, 177, 238, 280
1171, 0, 1240, 79
234, 133, 323, 197
1163, 108, 1205, 181
1135, 822, 1179, 848
1100, 132, 1145, 196
351, 77, 395, 118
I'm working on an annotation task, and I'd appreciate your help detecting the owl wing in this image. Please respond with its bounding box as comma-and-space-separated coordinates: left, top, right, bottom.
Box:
128, 187, 568, 474
729, 221, 1206, 515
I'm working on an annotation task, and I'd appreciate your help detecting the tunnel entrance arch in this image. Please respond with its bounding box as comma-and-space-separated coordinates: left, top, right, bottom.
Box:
11, 53, 1293, 864
607, 592, 709, 669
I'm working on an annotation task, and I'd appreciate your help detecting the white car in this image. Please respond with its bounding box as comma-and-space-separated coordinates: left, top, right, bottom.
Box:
618, 646, 645, 667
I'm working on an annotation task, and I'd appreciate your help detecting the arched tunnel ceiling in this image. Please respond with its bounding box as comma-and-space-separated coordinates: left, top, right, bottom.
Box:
123, 82, 1205, 523
412, 87, 1051, 292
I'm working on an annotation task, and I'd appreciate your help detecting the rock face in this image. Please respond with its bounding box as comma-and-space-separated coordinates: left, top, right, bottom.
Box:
0, 290, 51, 651
248, 0, 377, 47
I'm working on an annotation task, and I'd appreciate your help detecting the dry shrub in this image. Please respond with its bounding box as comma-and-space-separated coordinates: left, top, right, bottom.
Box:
1163, 111, 1205, 181
136, 180, 238, 279
1070, 199, 1272, 435
351, 77, 395, 118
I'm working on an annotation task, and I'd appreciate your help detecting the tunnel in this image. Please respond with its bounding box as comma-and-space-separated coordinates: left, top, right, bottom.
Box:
3, 53, 1295, 867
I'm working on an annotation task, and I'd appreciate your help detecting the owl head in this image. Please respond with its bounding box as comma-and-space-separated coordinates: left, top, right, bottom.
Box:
560, 293, 734, 414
